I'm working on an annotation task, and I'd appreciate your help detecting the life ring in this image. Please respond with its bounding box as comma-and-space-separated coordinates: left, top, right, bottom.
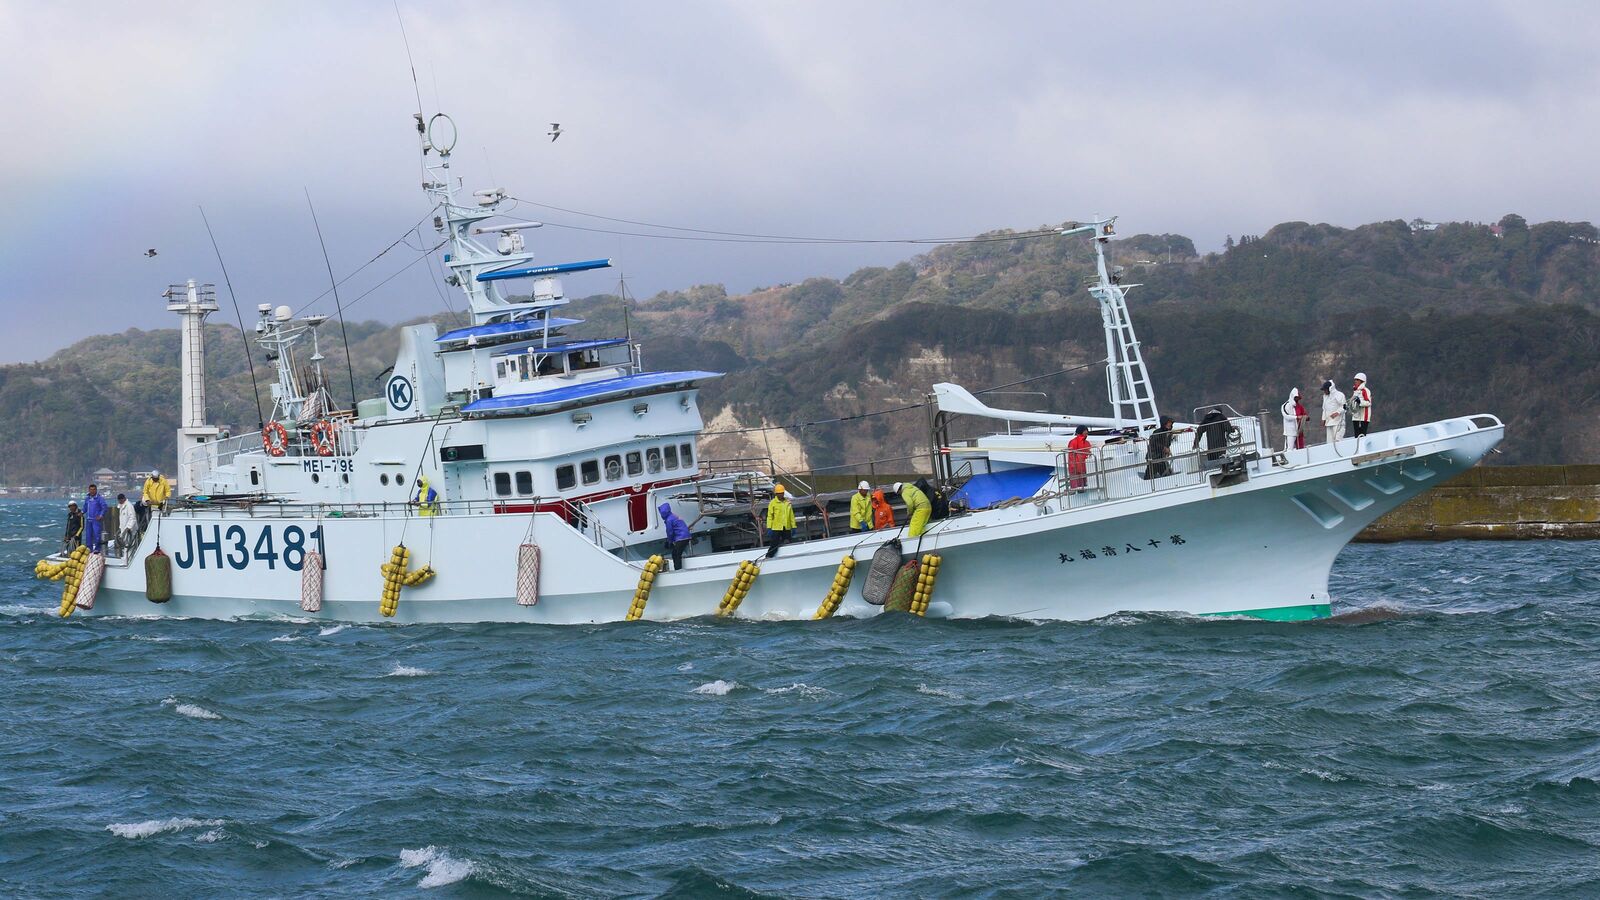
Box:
262, 422, 289, 457
310, 420, 337, 457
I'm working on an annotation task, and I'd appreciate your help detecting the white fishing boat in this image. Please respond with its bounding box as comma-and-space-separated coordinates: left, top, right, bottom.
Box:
46, 114, 1503, 623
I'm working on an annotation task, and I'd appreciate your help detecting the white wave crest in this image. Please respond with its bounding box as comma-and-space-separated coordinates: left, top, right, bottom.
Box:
107, 817, 223, 839
318, 625, 347, 637
162, 697, 221, 720
399, 845, 473, 888
676, 662, 694, 671
195, 829, 224, 843
386, 665, 430, 677
270, 633, 304, 643
691, 679, 737, 696
763, 682, 833, 699
917, 683, 961, 699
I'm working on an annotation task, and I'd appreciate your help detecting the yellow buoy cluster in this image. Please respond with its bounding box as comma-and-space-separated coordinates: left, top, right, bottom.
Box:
35, 546, 89, 618
909, 553, 942, 617
379, 544, 436, 617
812, 554, 858, 619
716, 560, 760, 617
626, 555, 665, 621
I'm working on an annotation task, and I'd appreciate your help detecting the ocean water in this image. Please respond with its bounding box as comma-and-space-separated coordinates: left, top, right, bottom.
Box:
2, 499, 1598, 898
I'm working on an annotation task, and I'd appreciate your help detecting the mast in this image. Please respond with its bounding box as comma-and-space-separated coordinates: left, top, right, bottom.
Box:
166, 280, 221, 494
1059, 217, 1160, 427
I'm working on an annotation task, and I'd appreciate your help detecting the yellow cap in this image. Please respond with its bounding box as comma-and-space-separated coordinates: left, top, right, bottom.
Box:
773, 484, 786, 494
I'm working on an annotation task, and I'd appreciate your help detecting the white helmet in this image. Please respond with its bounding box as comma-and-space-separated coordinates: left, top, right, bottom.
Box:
858, 481, 870, 491
892, 482, 904, 493
1354, 372, 1367, 382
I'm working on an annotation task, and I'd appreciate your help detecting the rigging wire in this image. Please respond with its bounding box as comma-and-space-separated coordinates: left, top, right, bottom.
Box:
198, 206, 267, 428
697, 362, 1103, 436
294, 205, 440, 317
505, 196, 1060, 246
339, 237, 450, 314
304, 189, 361, 412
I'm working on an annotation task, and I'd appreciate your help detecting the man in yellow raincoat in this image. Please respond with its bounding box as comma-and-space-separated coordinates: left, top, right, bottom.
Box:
849, 481, 874, 532
764, 483, 796, 557
414, 476, 442, 516
895, 481, 932, 538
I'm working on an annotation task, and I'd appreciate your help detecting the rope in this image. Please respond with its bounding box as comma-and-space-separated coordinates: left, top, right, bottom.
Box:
699, 362, 1103, 437
292, 206, 442, 317
506, 197, 1062, 246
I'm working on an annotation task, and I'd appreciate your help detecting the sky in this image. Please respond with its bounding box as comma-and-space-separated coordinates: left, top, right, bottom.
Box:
2, 0, 1597, 363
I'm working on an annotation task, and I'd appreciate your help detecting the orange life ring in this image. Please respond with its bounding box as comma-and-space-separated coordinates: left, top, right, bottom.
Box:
262, 422, 289, 457
309, 420, 337, 457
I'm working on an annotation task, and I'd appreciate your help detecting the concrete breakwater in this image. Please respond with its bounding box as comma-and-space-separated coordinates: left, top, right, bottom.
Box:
1358, 465, 1600, 541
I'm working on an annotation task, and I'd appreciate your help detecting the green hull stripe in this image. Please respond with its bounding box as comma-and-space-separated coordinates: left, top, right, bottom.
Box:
1201, 603, 1332, 622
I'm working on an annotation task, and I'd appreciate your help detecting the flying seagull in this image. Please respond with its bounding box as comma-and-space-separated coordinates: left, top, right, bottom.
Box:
548, 123, 563, 142
144, 248, 158, 258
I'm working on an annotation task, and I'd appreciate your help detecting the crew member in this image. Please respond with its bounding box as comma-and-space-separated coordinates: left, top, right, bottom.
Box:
140, 468, 170, 530
660, 502, 692, 570
1145, 416, 1176, 479
1282, 388, 1307, 450
1066, 425, 1092, 490
63, 501, 83, 553
116, 492, 138, 555
849, 481, 874, 532
764, 484, 796, 558
895, 480, 932, 538
870, 488, 895, 529
413, 476, 442, 516
82, 483, 107, 554
1350, 373, 1373, 438
1321, 379, 1346, 446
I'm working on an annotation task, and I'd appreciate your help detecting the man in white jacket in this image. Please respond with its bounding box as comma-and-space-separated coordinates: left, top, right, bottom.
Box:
1350, 373, 1373, 438
1320, 379, 1346, 447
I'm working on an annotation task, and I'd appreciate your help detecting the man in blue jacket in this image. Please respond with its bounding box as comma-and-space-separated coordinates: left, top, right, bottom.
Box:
660, 502, 692, 570
82, 484, 108, 554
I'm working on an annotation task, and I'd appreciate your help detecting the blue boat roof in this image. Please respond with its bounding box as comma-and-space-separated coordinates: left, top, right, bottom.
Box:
950, 466, 1053, 510
436, 317, 584, 345
477, 258, 612, 282
462, 370, 723, 415
491, 337, 629, 359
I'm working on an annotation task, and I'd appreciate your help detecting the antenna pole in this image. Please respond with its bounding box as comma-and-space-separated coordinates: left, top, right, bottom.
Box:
199, 206, 266, 428
304, 188, 361, 412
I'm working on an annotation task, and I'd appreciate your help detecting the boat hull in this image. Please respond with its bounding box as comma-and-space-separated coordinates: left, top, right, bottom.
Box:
81, 420, 1502, 624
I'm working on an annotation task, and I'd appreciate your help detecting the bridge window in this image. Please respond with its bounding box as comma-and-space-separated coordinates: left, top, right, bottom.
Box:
494, 472, 512, 496
515, 471, 533, 495
250, 469, 259, 486
604, 455, 623, 481
664, 445, 679, 470
626, 451, 643, 476
679, 443, 694, 466
495, 360, 507, 380
581, 459, 600, 486
646, 448, 662, 474
556, 465, 576, 491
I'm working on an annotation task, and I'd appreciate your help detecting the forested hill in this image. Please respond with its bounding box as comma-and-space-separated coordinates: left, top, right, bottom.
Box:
3, 214, 1597, 484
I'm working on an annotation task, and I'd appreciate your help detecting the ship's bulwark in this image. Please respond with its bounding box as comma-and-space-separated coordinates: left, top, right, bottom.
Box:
86, 424, 1501, 623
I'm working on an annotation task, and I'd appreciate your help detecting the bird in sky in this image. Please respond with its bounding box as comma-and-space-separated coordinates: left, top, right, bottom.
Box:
548, 123, 563, 142
144, 249, 158, 258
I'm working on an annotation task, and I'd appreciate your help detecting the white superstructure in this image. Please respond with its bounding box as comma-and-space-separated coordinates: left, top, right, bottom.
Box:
57, 114, 1503, 624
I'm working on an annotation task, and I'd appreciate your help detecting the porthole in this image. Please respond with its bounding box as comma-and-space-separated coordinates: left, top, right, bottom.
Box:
396, 474, 405, 486
311, 473, 320, 484
342, 473, 349, 484
381, 473, 390, 486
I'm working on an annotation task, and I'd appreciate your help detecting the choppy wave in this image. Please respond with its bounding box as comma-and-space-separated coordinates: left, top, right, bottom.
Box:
399, 846, 474, 888
1, 499, 1597, 896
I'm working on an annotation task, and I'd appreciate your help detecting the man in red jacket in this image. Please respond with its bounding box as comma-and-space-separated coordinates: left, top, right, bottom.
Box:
1066, 425, 1092, 491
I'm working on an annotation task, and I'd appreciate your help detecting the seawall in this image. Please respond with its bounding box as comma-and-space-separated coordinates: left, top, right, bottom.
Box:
1358, 465, 1600, 541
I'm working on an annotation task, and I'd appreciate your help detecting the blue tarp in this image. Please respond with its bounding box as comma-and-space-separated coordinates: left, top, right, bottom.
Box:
462, 370, 723, 414
951, 466, 1053, 510
436, 317, 583, 345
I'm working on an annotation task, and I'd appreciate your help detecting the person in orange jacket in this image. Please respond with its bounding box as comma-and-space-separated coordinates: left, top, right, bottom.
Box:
870, 488, 895, 529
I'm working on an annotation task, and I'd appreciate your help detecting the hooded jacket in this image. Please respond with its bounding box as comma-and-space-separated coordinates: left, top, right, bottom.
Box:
415, 477, 440, 515
659, 503, 691, 543
142, 475, 170, 506
870, 490, 895, 529
1281, 390, 1305, 436
1322, 386, 1347, 426
766, 494, 796, 531
1350, 382, 1372, 423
